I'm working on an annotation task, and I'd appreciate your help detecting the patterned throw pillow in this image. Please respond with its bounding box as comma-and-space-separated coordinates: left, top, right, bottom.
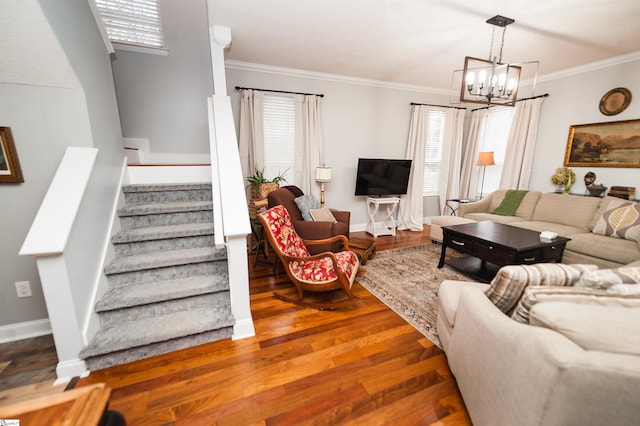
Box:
574, 267, 640, 290
592, 201, 640, 241
484, 263, 597, 314
309, 208, 337, 223
511, 286, 640, 323
294, 195, 320, 221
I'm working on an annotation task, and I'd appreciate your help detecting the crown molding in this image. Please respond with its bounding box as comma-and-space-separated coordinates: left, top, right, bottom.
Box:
225, 60, 449, 95
536, 50, 640, 83
226, 50, 640, 97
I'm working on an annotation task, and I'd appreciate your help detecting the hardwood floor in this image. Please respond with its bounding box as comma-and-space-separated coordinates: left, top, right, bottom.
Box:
0, 334, 58, 391
6, 227, 472, 425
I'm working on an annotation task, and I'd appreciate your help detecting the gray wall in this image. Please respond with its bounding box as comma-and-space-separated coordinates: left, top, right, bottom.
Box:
226, 58, 640, 229
0, 0, 123, 330
532, 59, 640, 193
226, 67, 451, 227
111, 0, 214, 154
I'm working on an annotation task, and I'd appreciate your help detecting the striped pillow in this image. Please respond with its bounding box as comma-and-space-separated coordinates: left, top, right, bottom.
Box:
511, 286, 640, 323
484, 263, 598, 315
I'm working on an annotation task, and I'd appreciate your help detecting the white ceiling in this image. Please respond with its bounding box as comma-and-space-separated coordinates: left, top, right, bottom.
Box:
210, 0, 640, 92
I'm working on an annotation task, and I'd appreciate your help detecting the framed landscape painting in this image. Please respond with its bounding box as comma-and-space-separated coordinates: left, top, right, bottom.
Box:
0, 127, 24, 183
564, 119, 640, 168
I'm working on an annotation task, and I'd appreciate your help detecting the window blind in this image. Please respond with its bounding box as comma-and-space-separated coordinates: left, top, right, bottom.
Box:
263, 94, 295, 183
95, 0, 165, 48
423, 110, 446, 196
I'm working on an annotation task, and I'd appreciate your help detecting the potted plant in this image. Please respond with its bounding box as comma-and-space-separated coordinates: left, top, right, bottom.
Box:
245, 167, 288, 200
550, 167, 576, 194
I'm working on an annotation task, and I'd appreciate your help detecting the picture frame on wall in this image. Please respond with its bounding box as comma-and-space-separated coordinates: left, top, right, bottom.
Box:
0, 127, 25, 183
563, 119, 640, 168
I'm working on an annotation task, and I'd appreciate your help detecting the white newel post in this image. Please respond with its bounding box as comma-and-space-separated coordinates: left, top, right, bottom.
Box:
208, 25, 255, 339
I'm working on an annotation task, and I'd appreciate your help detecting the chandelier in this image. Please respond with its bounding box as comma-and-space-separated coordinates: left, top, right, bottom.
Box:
460, 15, 521, 107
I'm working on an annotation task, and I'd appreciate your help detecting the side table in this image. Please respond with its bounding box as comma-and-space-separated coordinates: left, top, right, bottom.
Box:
365, 196, 400, 237
349, 237, 376, 265
444, 198, 479, 215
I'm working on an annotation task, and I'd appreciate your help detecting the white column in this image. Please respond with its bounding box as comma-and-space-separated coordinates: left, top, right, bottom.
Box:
210, 26, 231, 96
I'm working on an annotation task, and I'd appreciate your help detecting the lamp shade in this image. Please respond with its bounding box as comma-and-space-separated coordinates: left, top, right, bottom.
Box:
315, 166, 332, 183
477, 151, 496, 166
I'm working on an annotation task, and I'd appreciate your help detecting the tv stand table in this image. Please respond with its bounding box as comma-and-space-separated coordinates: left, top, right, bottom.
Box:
366, 196, 400, 237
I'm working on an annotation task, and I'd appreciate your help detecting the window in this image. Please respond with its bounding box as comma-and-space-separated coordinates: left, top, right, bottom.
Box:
423, 110, 446, 196
95, 0, 165, 49
478, 107, 515, 196
263, 94, 295, 183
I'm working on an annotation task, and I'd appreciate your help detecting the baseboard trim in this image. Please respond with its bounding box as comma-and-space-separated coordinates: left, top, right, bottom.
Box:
232, 318, 256, 340
55, 358, 88, 385
0, 318, 52, 344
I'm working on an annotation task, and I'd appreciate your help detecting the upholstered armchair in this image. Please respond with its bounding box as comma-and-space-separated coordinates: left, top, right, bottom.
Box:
267, 186, 350, 254
257, 205, 360, 309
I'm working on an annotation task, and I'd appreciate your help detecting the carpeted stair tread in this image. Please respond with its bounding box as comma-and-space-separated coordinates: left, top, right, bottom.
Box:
118, 201, 213, 217
105, 246, 227, 275
112, 222, 214, 244
95, 275, 229, 312
123, 183, 212, 193
79, 307, 235, 358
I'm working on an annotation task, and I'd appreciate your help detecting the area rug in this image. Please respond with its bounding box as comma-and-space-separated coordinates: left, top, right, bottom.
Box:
357, 243, 471, 348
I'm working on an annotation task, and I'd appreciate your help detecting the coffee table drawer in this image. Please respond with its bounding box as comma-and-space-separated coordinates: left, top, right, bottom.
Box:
473, 242, 512, 265
542, 244, 565, 261
515, 249, 542, 264
445, 234, 473, 254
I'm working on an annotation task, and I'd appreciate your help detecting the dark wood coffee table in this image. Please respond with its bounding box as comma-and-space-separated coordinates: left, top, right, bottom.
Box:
438, 221, 570, 282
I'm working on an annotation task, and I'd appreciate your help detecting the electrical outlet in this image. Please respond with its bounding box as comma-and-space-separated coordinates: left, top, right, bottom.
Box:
15, 281, 32, 298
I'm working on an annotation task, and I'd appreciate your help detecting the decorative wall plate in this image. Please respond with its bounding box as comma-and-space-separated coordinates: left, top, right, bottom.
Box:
599, 87, 632, 116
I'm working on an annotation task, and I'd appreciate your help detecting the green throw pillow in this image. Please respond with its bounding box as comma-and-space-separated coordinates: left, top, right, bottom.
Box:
491, 190, 528, 216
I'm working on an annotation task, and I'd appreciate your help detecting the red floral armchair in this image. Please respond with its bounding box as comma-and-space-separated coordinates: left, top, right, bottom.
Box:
257, 205, 361, 309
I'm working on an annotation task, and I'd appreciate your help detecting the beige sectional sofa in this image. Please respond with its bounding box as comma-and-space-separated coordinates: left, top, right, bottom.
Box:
455, 189, 640, 268
438, 278, 640, 426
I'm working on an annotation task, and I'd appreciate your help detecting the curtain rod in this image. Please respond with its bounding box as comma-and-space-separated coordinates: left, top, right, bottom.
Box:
234, 86, 324, 97
410, 102, 466, 110
471, 93, 550, 111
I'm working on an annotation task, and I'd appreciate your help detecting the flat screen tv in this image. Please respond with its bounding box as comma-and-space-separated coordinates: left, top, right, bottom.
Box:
354, 158, 412, 196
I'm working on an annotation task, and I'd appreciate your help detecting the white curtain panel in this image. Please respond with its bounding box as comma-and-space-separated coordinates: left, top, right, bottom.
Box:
398, 105, 428, 231
459, 108, 488, 198
295, 94, 324, 195
499, 97, 546, 190
438, 108, 466, 216
238, 89, 265, 180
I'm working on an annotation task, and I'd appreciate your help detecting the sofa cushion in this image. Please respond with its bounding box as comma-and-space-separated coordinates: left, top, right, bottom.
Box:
463, 213, 524, 224
294, 194, 320, 221
438, 280, 487, 328
563, 232, 640, 265
484, 263, 597, 314
512, 286, 640, 323
574, 267, 640, 289
509, 220, 585, 237
529, 301, 640, 356
532, 193, 601, 230
592, 201, 640, 241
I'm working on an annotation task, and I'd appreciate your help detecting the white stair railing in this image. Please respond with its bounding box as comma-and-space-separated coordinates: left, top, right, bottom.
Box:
208, 95, 255, 339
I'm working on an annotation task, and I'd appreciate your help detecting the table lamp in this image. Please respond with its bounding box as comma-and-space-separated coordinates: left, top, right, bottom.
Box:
315, 165, 332, 207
